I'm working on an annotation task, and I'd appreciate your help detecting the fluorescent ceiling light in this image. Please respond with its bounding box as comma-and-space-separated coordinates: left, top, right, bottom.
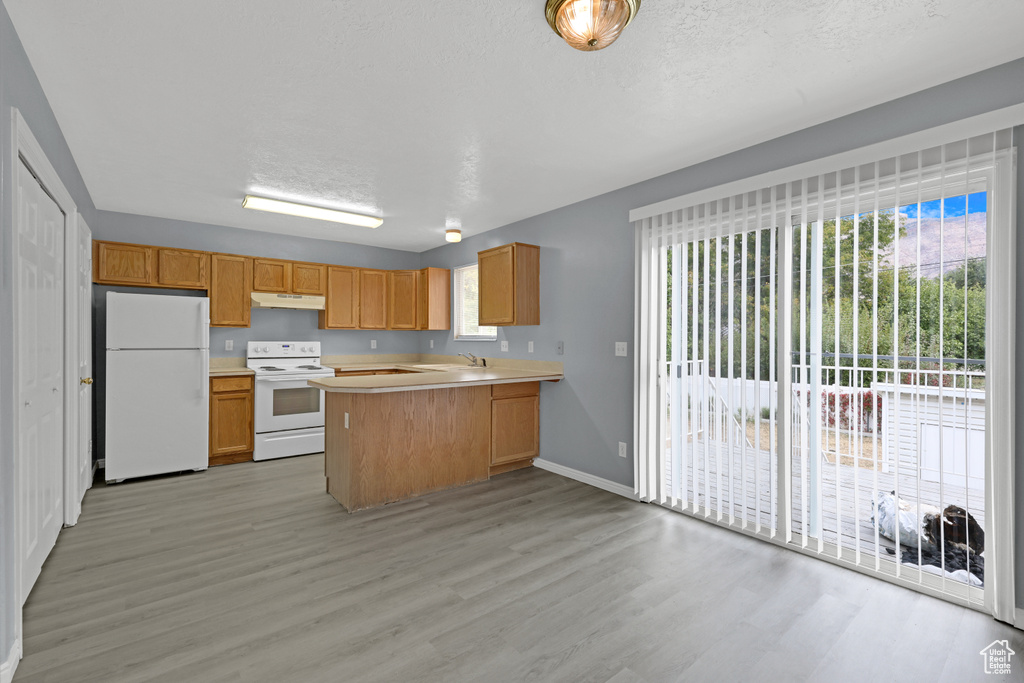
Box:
242, 195, 383, 228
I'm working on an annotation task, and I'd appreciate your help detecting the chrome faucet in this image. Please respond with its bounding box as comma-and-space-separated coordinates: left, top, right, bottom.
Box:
458, 352, 485, 367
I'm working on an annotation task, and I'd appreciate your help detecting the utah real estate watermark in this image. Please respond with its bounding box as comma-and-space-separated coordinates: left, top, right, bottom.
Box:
980, 640, 1015, 675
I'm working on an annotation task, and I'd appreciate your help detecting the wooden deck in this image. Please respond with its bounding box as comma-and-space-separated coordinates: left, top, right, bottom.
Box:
665, 438, 985, 586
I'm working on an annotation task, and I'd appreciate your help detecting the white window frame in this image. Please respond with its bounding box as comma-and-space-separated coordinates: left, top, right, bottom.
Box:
453, 263, 497, 341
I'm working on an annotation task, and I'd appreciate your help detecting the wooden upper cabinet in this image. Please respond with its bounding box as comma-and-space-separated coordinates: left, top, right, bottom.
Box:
478, 242, 539, 326
94, 241, 154, 286
417, 267, 451, 331
156, 248, 208, 289
292, 262, 326, 295
210, 254, 253, 327
359, 269, 388, 329
388, 270, 418, 330
319, 266, 360, 329
252, 259, 291, 293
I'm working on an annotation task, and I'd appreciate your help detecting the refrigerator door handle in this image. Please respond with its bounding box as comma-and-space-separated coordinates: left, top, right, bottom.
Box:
200, 349, 209, 401
198, 299, 209, 349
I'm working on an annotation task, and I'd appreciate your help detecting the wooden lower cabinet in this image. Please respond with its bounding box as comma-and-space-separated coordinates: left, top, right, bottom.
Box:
209, 375, 254, 466
490, 382, 540, 474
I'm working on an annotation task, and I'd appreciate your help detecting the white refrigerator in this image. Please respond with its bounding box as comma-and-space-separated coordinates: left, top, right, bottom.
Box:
105, 292, 210, 483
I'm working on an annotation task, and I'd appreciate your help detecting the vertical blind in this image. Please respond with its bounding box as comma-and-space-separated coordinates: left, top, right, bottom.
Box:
633, 128, 1017, 620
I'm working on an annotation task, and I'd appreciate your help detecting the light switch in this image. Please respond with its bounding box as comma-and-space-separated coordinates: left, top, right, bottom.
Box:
500, 340, 509, 352
370, 339, 377, 349
528, 341, 534, 353
618, 442, 628, 458
615, 342, 628, 357
225, 340, 233, 351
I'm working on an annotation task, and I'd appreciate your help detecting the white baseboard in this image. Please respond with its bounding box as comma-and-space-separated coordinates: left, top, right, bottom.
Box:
1015, 607, 1024, 631
97, 458, 105, 468
1, 637, 21, 683
533, 459, 636, 500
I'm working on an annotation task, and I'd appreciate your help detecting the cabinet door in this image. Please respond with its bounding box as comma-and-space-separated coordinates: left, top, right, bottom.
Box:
319, 266, 360, 329
417, 267, 451, 330
359, 269, 388, 329
94, 241, 154, 285
491, 395, 539, 465
478, 244, 515, 325
157, 248, 208, 289
210, 390, 254, 457
388, 270, 418, 330
292, 262, 326, 295
210, 254, 252, 327
253, 258, 291, 293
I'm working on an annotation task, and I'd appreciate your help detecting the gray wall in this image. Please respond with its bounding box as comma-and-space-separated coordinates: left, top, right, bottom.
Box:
91, 211, 423, 462
419, 58, 1024, 609
0, 0, 98, 666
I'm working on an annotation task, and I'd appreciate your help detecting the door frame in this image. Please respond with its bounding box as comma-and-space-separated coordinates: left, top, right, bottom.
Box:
8, 106, 83, 670
632, 111, 1020, 625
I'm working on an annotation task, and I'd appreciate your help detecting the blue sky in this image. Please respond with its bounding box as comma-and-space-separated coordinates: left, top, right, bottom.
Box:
901, 191, 986, 219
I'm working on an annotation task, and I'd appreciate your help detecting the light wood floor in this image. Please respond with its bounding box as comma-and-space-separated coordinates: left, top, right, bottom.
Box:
16, 454, 1023, 682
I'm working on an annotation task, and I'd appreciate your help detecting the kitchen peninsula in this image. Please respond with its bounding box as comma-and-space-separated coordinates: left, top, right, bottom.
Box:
309, 361, 563, 511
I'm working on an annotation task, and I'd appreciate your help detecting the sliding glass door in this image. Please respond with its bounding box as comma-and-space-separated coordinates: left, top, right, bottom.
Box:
635, 129, 1016, 617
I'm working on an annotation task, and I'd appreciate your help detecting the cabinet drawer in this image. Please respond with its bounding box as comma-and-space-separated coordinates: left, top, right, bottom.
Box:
491, 381, 540, 399
211, 376, 253, 393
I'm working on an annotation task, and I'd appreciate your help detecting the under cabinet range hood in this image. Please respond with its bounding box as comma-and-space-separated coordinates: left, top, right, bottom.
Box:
250, 292, 326, 310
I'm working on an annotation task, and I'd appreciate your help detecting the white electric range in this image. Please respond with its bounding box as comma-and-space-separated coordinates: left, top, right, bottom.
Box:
246, 341, 335, 460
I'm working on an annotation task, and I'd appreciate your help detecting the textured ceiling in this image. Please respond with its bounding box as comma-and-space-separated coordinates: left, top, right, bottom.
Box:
5, 0, 1024, 252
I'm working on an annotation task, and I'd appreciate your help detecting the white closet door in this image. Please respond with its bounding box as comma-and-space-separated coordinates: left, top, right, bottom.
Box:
78, 217, 94, 499
17, 158, 65, 603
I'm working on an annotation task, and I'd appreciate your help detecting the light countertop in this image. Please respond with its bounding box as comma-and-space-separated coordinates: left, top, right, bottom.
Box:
309, 364, 563, 393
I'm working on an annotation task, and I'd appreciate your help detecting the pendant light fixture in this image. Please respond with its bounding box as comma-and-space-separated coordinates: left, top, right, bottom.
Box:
545, 0, 641, 52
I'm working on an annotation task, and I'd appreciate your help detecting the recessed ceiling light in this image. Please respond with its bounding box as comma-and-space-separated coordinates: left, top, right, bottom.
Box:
445, 229, 462, 243
242, 195, 383, 228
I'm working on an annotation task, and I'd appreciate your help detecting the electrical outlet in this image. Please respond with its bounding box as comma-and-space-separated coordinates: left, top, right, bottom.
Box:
500, 340, 509, 352
615, 342, 627, 357
225, 340, 233, 351
344, 412, 350, 429
618, 442, 628, 458
557, 341, 564, 355
528, 341, 534, 353
430, 339, 434, 349
370, 339, 377, 349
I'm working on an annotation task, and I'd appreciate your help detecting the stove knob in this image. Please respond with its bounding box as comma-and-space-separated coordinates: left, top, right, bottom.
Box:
301, 346, 309, 353
261, 346, 269, 353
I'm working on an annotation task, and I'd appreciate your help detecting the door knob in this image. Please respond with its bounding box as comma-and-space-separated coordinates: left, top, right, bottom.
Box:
52, 387, 59, 393
80, 378, 93, 385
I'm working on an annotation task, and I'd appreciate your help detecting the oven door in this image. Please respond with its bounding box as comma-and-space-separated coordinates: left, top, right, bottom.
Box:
254, 375, 326, 433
